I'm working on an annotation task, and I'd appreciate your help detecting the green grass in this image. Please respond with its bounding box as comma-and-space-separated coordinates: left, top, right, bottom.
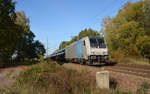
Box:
119, 57, 150, 65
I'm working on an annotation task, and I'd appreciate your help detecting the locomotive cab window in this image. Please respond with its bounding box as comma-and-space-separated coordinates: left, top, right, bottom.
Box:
83, 40, 85, 46
89, 38, 106, 48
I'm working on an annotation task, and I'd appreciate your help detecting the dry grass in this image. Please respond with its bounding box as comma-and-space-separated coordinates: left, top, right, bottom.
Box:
0, 60, 144, 94
0, 61, 100, 94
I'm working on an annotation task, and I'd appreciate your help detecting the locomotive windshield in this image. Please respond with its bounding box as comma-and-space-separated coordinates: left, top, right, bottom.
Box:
89, 38, 106, 48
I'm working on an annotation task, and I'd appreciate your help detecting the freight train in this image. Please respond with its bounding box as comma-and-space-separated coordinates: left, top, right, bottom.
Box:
50, 36, 109, 65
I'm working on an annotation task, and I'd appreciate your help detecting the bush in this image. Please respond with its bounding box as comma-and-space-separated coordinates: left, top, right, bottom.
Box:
0, 61, 99, 94
1, 61, 146, 94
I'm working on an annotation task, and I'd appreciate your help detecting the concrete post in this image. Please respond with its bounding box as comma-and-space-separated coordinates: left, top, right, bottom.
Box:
96, 71, 109, 89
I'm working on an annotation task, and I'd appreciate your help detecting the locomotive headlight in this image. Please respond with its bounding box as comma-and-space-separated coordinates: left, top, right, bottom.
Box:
92, 52, 95, 55
105, 55, 109, 59
103, 51, 107, 55
91, 56, 96, 59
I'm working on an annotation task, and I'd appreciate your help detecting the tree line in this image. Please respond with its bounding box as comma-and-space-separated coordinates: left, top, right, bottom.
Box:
59, 0, 150, 62
59, 28, 100, 50
101, 0, 150, 62
0, 0, 46, 67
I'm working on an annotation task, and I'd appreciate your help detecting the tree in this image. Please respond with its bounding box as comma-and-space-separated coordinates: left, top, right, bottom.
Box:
0, 1, 45, 66
59, 41, 70, 49
101, 0, 150, 60
15, 11, 45, 62
78, 28, 100, 39
0, 0, 20, 64
58, 28, 100, 50
70, 28, 100, 44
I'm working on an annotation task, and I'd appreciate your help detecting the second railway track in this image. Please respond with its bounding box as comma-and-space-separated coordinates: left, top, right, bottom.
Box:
63, 63, 150, 93
103, 64, 150, 79
86, 63, 150, 79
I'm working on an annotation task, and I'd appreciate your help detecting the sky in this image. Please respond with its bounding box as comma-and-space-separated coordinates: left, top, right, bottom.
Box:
15, 0, 139, 54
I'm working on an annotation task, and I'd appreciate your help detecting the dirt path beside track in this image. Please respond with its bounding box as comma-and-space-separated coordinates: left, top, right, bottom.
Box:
0, 66, 27, 88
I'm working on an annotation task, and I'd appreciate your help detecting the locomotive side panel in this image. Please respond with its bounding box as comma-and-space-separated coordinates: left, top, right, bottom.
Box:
65, 37, 88, 62
65, 41, 78, 60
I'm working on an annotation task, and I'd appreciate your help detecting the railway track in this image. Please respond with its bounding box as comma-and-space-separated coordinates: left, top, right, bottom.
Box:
71, 63, 150, 79
96, 63, 150, 93
103, 64, 150, 94
105, 67, 150, 78
103, 64, 150, 79
63, 63, 150, 93
115, 64, 150, 70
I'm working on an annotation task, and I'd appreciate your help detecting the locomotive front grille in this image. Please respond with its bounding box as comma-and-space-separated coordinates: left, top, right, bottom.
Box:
89, 55, 109, 62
